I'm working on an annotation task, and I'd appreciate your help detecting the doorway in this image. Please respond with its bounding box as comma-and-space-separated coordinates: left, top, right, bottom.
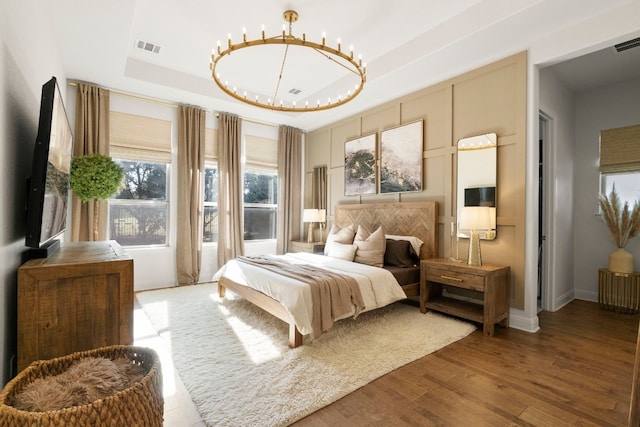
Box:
538, 112, 551, 311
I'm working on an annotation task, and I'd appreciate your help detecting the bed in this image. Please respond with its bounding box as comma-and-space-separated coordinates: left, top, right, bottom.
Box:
214, 201, 438, 347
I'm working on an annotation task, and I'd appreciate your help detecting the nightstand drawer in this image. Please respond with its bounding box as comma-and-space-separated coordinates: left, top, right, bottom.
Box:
426, 268, 485, 292
289, 240, 325, 254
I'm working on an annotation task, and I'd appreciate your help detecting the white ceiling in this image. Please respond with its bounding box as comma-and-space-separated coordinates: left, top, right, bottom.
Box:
543, 41, 640, 91
45, 0, 640, 131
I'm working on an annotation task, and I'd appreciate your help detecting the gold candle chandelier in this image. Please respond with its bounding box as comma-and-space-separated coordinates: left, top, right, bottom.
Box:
209, 10, 367, 113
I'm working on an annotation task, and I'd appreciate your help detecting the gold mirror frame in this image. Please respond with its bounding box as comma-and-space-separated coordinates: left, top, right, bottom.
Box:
456, 133, 497, 240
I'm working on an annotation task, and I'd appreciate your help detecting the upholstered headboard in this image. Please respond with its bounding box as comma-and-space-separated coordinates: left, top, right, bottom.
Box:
334, 201, 438, 260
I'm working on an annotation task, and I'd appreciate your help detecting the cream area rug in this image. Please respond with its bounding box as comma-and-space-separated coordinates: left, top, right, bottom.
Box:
136, 283, 476, 427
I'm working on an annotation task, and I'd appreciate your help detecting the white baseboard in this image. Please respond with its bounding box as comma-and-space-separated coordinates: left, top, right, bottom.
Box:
508, 309, 540, 333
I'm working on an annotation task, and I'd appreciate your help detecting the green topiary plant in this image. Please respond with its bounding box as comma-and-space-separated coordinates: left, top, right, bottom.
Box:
70, 154, 123, 202
70, 154, 123, 240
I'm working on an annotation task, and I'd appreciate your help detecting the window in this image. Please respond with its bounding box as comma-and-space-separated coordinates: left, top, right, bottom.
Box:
108, 111, 171, 247
202, 167, 277, 242
203, 166, 218, 243
201, 131, 278, 243
243, 170, 277, 240
601, 172, 640, 204
109, 159, 169, 246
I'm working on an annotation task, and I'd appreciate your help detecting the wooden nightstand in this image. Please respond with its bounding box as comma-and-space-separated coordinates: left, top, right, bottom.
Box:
289, 240, 325, 254
420, 258, 510, 336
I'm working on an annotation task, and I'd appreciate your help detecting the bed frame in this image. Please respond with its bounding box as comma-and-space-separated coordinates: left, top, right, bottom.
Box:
218, 201, 438, 348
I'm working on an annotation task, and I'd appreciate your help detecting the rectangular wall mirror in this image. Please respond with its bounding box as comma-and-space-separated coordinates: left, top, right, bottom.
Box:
457, 133, 497, 240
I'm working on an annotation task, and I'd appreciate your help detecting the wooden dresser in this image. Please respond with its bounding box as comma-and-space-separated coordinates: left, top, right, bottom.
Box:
17, 240, 133, 371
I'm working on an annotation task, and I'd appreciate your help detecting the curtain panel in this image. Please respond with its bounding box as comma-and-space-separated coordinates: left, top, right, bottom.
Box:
217, 112, 245, 267
312, 165, 327, 238
312, 165, 327, 211
71, 83, 110, 242
276, 125, 303, 254
176, 105, 206, 285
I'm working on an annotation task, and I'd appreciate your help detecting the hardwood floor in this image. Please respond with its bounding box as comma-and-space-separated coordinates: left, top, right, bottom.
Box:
292, 300, 639, 426
137, 299, 638, 426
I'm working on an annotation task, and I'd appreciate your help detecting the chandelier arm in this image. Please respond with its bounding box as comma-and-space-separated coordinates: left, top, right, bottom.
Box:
310, 47, 362, 77
272, 44, 290, 103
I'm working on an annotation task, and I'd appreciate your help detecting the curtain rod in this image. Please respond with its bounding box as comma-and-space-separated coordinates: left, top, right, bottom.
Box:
68, 80, 279, 129
213, 111, 278, 128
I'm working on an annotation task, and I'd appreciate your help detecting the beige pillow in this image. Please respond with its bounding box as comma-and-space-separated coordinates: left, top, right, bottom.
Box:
324, 224, 355, 255
327, 242, 357, 261
354, 225, 385, 267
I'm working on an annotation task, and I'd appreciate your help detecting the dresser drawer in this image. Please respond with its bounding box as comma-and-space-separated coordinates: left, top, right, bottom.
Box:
425, 268, 485, 292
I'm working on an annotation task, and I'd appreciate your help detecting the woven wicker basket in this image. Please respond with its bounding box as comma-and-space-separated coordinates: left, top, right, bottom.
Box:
0, 345, 163, 427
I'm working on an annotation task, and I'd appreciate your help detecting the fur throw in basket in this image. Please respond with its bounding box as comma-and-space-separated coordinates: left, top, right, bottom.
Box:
0, 345, 163, 427
11, 356, 145, 412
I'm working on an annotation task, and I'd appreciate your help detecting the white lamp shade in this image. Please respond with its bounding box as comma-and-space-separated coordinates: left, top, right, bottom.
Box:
460, 206, 492, 231
318, 209, 326, 222
303, 209, 321, 222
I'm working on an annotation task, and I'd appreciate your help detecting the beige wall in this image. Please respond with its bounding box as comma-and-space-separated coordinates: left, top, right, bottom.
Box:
305, 51, 527, 309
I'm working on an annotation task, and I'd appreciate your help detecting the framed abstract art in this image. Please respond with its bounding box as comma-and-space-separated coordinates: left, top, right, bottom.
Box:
380, 120, 423, 193
344, 133, 377, 196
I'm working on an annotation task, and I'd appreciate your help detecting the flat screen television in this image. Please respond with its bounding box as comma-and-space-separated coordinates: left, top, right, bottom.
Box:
464, 186, 496, 207
24, 77, 74, 256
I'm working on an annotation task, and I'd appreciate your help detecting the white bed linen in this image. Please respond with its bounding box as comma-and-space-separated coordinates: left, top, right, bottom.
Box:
212, 252, 407, 336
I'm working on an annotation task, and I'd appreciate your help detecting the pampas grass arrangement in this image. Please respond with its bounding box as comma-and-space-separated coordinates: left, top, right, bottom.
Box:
599, 184, 640, 248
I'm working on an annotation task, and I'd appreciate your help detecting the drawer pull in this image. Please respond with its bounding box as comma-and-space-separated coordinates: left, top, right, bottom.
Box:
441, 275, 463, 282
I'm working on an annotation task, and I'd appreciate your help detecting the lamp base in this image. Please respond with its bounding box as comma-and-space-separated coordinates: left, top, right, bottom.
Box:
448, 222, 463, 262
307, 223, 314, 243
467, 229, 482, 266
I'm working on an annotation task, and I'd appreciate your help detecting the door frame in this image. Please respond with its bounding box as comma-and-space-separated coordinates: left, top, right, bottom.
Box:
538, 110, 555, 311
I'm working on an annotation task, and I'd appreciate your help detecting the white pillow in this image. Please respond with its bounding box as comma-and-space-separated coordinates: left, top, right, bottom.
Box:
324, 224, 355, 255
354, 226, 385, 267
327, 242, 357, 261
385, 234, 424, 257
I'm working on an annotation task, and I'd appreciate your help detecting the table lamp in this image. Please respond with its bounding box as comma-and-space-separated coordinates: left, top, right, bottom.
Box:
302, 209, 321, 243
460, 206, 492, 266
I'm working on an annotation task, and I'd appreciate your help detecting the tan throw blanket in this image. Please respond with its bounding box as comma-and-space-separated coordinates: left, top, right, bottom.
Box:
236, 255, 365, 338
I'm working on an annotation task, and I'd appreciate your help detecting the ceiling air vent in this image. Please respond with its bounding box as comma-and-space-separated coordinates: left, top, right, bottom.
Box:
288, 88, 302, 95
614, 37, 640, 53
136, 39, 161, 54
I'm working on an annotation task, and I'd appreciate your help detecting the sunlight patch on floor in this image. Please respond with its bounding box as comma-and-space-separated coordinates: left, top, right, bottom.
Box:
225, 316, 282, 363
209, 294, 281, 363
133, 306, 177, 398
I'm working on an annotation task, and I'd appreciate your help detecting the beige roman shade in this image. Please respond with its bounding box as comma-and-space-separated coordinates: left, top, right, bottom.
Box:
205, 128, 218, 162
245, 135, 278, 170
110, 111, 171, 162
600, 124, 640, 173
